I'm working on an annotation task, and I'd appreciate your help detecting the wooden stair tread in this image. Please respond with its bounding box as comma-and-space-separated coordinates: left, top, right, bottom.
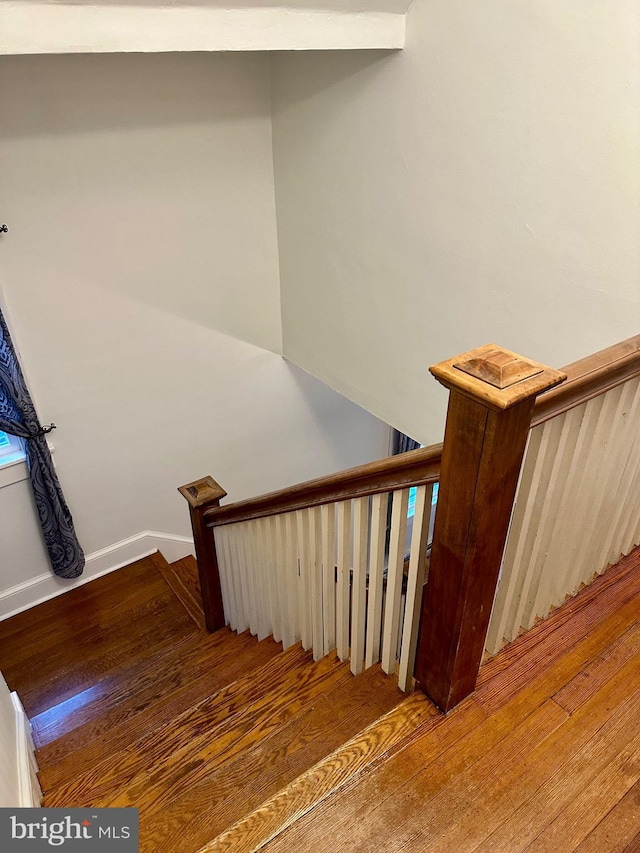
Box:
137, 664, 406, 853
254, 556, 640, 853
0, 557, 166, 645
262, 652, 640, 853
33, 626, 268, 757
44, 641, 320, 806
156, 554, 206, 630
1, 546, 636, 853
197, 689, 438, 853
0, 554, 196, 718
37, 633, 282, 793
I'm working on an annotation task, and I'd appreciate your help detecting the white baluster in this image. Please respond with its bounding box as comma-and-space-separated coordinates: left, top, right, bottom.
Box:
398, 485, 433, 692
213, 525, 233, 630
284, 511, 302, 646
381, 489, 409, 675
350, 496, 370, 676
321, 503, 337, 655
309, 506, 324, 661
296, 509, 312, 652
365, 492, 388, 669
336, 500, 352, 662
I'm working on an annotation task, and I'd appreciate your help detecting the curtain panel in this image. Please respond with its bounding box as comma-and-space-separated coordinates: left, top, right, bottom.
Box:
393, 430, 421, 455
0, 310, 84, 579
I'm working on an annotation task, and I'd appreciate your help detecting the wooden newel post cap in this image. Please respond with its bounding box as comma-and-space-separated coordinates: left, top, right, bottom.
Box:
178, 476, 227, 508
430, 344, 567, 410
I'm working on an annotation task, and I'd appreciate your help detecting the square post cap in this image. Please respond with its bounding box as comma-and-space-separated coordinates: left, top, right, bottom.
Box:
178, 476, 227, 508
430, 344, 567, 410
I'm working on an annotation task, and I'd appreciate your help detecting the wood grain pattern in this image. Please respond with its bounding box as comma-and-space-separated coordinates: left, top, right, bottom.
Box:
36, 633, 279, 791
44, 642, 315, 808
416, 389, 537, 710
204, 444, 442, 528
0, 556, 196, 717
533, 333, 640, 427
188, 500, 226, 632
432, 343, 565, 410
156, 555, 206, 630
258, 548, 640, 853
198, 691, 438, 853
136, 663, 403, 853
572, 780, 640, 853
4, 541, 638, 853
31, 626, 254, 749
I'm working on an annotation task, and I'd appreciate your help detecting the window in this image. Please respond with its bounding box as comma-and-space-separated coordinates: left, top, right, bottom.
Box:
407, 482, 439, 519
0, 430, 25, 467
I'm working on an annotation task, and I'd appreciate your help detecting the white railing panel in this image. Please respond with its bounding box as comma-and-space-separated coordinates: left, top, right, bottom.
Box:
559, 384, 626, 602
525, 407, 589, 628
321, 503, 337, 656
398, 484, 433, 692
601, 379, 640, 567
261, 516, 281, 644
213, 525, 234, 629
296, 509, 313, 652
487, 377, 640, 657
249, 519, 268, 641
365, 492, 388, 669
381, 488, 409, 675
577, 379, 640, 585
336, 500, 352, 662
350, 496, 370, 676
309, 506, 324, 661
273, 514, 297, 649
226, 522, 248, 634
283, 511, 302, 647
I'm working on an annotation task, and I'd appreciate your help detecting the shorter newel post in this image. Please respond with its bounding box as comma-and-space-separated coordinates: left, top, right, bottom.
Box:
178, 476, 228, 633
415, 345, 566, 712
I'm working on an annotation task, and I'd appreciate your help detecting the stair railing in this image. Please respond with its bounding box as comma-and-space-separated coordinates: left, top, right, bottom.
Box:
180, 446, 441, 692
180, 335, 640, 712
484, 335, 640, 657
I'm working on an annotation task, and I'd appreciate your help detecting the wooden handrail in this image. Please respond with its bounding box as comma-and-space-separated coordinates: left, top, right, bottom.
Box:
196, 336, 639, 531
204, 443, 442, 527
532, 334, 640, 427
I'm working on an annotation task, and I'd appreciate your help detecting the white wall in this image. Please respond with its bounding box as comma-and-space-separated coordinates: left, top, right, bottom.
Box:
0, 52, 390, 611
271, 0, 640, 443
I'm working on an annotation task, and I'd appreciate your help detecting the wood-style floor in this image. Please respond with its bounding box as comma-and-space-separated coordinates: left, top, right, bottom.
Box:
0, 548, 639, 853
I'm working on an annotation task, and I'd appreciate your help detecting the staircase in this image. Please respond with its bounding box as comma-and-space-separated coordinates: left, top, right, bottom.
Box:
0, 551, 431, 853
2, 335, 640, 851
1, 546, 639, 851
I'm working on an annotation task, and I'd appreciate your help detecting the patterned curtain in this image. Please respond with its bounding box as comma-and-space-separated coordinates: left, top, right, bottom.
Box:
393, 430, 421, 455
0, 310, 84, 579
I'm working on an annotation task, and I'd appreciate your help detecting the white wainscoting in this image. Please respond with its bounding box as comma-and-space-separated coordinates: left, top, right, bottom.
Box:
0, 531, 195, 622
0, 672, 41, 807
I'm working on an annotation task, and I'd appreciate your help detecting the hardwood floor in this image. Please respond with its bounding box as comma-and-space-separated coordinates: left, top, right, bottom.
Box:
0, 548, 638, 853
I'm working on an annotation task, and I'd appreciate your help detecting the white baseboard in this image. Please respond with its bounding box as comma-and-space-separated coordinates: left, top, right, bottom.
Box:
11, 691, 42, 808
0, 531, 195, 622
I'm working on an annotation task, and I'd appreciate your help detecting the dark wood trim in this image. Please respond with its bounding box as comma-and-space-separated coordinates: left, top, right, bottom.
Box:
415, 393, 535, 711
415, 345, 564, 712
178, 476, 227, 509
532, 334, 640, 426
187, 504, 226, 633
204, 444, 443, 528
178, 478, 227, 633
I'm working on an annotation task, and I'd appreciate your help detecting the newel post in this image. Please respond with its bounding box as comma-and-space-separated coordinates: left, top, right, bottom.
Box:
178, 475, 228, 633
415, 345, 566, 712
